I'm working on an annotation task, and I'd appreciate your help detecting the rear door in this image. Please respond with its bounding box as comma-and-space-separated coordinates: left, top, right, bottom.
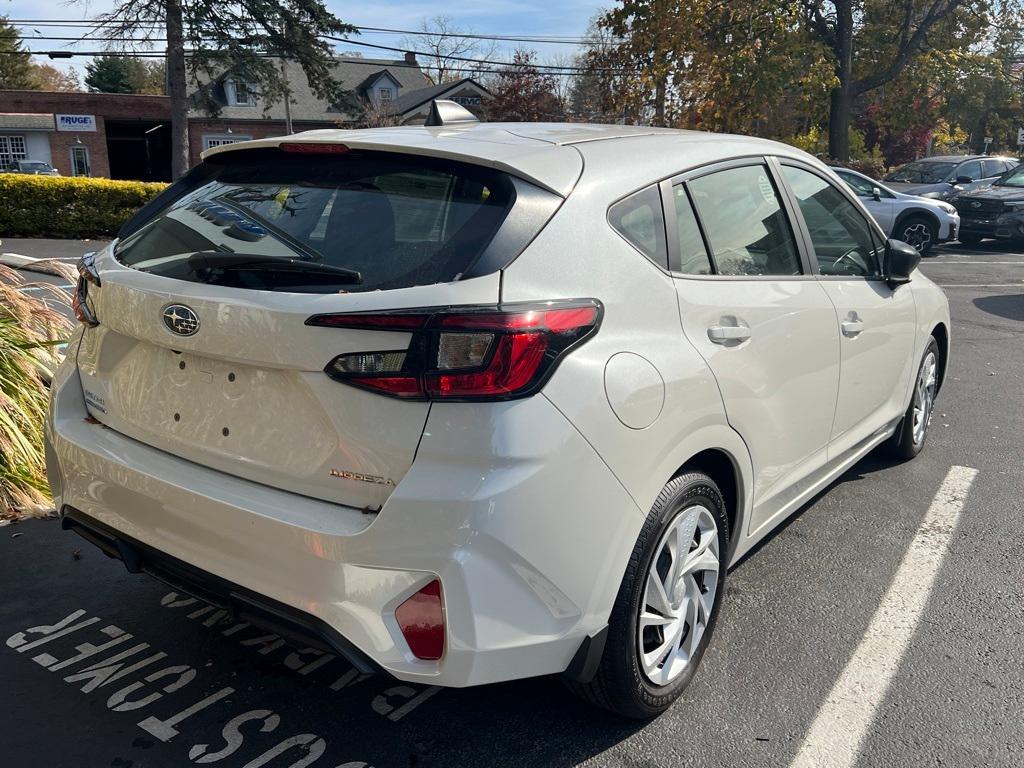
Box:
777, 162, 917, 459
74, 146, 544, 511
667, 160, 841, 535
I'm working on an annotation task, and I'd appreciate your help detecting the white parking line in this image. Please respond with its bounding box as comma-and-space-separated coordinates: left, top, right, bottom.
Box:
938, 283, 1024, 288
789, 465, 978, 768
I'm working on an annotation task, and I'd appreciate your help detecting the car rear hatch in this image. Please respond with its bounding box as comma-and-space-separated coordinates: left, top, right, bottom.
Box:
73, 144, 564, 510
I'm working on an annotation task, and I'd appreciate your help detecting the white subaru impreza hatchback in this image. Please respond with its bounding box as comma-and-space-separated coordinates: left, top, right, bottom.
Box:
47, 109, 950, 718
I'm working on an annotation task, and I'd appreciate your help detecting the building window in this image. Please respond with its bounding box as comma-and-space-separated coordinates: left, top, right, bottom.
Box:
378, 87, 393, 103
227, 79, 256, 107
203, 135, 252, 150
0, 135, 28, 167
70, 145, 91, 177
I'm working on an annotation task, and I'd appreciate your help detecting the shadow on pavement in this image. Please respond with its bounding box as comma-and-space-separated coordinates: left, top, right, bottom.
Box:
973, 293, 1024, 321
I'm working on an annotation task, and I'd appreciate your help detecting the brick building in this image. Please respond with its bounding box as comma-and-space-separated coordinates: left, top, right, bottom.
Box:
0, 91, 171, 180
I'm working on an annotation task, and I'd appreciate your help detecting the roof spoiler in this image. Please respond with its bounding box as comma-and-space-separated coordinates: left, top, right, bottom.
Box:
425, 99, 479, 127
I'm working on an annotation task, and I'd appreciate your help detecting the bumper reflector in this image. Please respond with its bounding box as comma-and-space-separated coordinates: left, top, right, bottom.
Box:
395, 579, 445, 660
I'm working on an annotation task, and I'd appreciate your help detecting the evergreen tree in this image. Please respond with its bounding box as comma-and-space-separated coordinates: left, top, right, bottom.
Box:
0, 16, 35, 90
95, 0, 356, 177
85, 55, 146, 93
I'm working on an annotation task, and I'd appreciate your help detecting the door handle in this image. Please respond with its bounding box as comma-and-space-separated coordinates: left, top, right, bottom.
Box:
707, 325, 752, 344
841, 320, 865, 337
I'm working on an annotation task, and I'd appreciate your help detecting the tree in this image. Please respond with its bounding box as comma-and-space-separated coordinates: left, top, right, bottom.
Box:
594, 1, 834, 132
85, 56, 145, 93
569, 16, 624, 122
487, 50, 562, 122
94, 0, 356, 178
800, 0, 995, 160
0, 16, 35, 90
401, 15, 498, 84
85, 56, 164, 94
29, 63, 82, 92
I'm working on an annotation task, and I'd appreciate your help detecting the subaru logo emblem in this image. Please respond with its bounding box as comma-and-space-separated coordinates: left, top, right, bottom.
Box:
162, 304, 200, 336
971, 201, 982, 208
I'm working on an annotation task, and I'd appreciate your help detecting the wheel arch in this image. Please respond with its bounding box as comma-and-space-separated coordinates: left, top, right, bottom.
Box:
671, 447, 745, 563
894, 207, 940, 234
931, 321, 949, 393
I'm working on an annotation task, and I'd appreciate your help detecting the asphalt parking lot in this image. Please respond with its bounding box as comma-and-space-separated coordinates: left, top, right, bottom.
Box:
1, 239, 1022, 767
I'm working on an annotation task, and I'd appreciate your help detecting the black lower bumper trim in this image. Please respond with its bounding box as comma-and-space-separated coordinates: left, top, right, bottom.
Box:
61, 506, 381, 676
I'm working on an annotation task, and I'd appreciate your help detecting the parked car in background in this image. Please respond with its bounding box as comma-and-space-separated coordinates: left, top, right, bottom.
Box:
832, 167, 959, 255
883, 155, 1017, 200
47, 114, 950, 719
952, 163, 1024, 245
2, 159, 60, 176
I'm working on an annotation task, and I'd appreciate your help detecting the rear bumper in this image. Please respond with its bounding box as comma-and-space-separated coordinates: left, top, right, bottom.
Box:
46, 354, 643, 687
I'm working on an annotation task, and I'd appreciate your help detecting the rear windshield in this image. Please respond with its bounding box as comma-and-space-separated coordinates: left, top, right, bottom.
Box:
115, 148, 517, 293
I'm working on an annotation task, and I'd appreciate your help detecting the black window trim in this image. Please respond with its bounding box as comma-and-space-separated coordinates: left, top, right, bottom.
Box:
773, 157, 890, 283
663, 156, 816, 281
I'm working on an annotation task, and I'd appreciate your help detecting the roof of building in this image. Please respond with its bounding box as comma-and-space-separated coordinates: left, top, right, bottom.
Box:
0, 113, 55, 130
189, 57, 431, 122
354, 69, 403, 92
203, 122, 821, 197
388, 78, 490, 115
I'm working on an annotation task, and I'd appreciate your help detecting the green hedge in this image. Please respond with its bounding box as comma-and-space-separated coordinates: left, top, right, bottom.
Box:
0, 175, 168, 239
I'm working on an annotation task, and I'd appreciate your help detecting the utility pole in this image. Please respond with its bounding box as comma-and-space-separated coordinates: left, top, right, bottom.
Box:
282, 59, 294, 135
279, 23, 293, 136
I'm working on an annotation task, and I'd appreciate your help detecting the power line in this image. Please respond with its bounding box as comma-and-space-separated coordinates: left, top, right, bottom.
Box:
4, 31, 622, 74
0, 48, 621, 78
6, 18, 621, 46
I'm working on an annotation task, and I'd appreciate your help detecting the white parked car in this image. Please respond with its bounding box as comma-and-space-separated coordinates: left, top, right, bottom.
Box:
832, 166, 960, 255
48, 110, 950, 718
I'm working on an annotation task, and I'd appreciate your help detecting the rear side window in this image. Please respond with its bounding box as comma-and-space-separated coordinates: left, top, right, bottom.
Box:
115, 149, 519, 293
688, 165, 802, 276
609, 186, 668, 268
982, 160, 1006, 178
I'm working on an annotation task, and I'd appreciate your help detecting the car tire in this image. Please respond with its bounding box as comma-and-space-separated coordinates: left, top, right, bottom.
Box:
958, 233, 983, 246
567, 471, 729, 719
898, 215, 938, 255
885, 337, 940, 460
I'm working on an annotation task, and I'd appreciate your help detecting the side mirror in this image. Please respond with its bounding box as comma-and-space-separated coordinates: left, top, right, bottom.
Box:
955, 175, 973, 184
871, 187, 882, 201
885, 239, 921, 288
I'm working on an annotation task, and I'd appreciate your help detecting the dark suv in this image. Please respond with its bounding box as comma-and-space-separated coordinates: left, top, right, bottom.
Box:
952, 164, 1024, 244
884, 155, 1017, 200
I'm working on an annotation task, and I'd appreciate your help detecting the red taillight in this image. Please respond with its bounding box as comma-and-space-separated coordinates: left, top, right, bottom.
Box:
308, 301, 602, 401
279, 142, 350, 155
395, 580, 445, 661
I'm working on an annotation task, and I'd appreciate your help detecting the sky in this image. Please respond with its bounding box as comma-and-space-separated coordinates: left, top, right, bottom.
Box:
4, 0, 605, 77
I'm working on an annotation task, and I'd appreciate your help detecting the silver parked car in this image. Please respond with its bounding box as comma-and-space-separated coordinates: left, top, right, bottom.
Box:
832, 166, 960, 254
49, 110, 950, 718
884, 154, 1017, 200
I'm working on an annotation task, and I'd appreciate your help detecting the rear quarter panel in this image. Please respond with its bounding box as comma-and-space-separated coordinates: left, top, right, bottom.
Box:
500, 162, 753, 564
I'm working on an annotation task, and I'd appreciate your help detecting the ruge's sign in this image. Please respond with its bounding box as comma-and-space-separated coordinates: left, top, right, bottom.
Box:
56, 114, 97, 132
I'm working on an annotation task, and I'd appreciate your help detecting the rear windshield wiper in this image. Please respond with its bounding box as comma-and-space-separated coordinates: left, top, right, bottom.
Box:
187, 251, 362, 284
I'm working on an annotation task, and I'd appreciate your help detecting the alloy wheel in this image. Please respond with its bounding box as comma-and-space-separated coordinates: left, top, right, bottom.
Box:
912, 351, 938, 446
902, 222, 932, 252
638, 504, 720, 686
